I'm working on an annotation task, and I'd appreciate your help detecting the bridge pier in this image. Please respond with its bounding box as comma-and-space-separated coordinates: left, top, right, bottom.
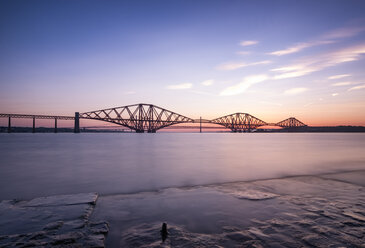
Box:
136, 130, 144, 133
33, 117, 35, 133
54, 118, 58, 133
8, 117, 11, 133
200, 117, 202, 133
74, 112, 80, 133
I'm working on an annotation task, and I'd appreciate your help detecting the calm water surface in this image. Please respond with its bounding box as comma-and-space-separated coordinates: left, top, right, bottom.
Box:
0, 133, 364, 200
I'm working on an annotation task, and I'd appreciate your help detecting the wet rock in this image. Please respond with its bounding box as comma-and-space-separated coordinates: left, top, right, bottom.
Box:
225, 231, 253, 242
89, 221, 109, 234
24, 193, 98, 207
295, 219, 315, 227
229, 190, 278, 200
267, 218, 288, 227
0, 193, 108, 247
343, 211, 365, 222
43, 221, 63, 231
302, 234, 326, 247
248, 227, 269, 239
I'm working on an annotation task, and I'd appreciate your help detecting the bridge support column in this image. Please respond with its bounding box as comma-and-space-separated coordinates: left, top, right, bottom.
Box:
54, 118, 58, 133
200, 117, 202, 133
74, 112, 80, 133
8, 117, 11, 133
33, 117, 35, 133
136, 130, 144, 133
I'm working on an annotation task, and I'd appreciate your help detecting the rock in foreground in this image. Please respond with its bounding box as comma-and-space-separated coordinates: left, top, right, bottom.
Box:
0, 193, 108, 247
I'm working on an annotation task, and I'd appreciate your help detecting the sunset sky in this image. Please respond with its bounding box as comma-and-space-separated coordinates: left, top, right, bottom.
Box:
1, 0, 365, 126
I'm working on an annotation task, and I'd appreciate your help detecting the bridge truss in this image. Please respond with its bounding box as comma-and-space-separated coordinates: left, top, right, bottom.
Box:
80, 104, 194, 133
0, 104, 308, 133
211, 113, 268, 132
275, 117, 307, 128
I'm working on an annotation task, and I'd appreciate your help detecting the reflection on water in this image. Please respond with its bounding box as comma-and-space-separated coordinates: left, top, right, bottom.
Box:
0, 133, 364, 200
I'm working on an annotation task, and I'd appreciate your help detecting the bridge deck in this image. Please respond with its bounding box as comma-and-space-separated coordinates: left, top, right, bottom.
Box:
0, 114, 74, 120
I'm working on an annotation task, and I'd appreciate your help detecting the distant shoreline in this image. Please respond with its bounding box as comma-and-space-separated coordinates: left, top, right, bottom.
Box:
1, 126, 365, 133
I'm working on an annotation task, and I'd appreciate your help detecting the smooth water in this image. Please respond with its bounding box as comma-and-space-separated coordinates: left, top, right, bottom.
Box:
0, 133, 364, 200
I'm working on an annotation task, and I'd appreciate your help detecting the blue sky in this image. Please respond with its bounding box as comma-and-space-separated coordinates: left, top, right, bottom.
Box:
1, 0, 365, 125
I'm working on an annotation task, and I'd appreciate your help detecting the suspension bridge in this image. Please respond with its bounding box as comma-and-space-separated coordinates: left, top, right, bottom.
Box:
0, 103, 307, 133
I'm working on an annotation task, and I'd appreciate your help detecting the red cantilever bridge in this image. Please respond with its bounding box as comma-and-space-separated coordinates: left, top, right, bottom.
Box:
1, 103, 307, 133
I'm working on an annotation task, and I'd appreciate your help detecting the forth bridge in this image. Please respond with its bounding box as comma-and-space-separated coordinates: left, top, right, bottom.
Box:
0, 103, 307, 133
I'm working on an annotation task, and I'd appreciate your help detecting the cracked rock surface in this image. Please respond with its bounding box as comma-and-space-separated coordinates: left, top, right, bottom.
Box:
91, 171, 365, 247
0, 193, 108, 247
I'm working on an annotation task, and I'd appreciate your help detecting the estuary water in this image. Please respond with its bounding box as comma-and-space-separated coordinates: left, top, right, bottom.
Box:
0, 133, 364, 200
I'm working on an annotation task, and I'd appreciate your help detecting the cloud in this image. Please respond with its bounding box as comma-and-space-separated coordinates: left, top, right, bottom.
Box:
270, 40, 334, 56
220, 74, 269, 96
269, 25, 365, 56
332, 93, 339, 96
328, 74, 351, 80
216, 60, 271, 71
201, 79, 214, 86
322, 26, 365, 40
332, 81, 355, 86
348, 84, 365, 91
240, 40, 258, 46
284, 87, 308, 95
166, 83, 192, 90
216, 62, 246, 70
271, 43, 365, 79
250, 60, 272, 65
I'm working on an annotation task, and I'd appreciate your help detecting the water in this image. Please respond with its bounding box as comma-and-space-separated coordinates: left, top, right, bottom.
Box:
0, 133, 364, 200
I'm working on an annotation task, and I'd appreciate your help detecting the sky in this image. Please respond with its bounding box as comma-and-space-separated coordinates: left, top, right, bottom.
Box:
1, 0, 365, 126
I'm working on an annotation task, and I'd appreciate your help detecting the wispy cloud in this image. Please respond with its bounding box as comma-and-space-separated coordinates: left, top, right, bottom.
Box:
271, 43, 365, 79
220, 74, 268, 96
250, 60, 272, 66
348, 84, 365, 91
322, 26, 365, 40
328, 74, 351, 80
166, 83, 192, 90
216, 62, 246, 70
201, 79, 214, 86
304, 102, 314, 107
270, 25, 365, 56
217, 60, 271, 71
332, 81, 355, 86
240, 40, 258, 46
270, 41, 332, 56
332, 93, 339, 96
284, 87, 308, 95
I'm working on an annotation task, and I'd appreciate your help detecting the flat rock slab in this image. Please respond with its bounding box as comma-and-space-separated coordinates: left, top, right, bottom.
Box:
0, 193, 108, 247
24, 192, 98, 207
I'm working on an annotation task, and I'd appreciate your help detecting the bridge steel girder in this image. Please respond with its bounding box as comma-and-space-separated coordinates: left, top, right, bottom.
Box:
275, 117, 307, 128
79, 103, 194, 133
211, 113, 267, 132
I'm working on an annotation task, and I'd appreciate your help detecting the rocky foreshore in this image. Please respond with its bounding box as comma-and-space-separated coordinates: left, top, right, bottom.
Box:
92, 170, 365, 247
0, 193, 109, 247
1, 171, 364, 247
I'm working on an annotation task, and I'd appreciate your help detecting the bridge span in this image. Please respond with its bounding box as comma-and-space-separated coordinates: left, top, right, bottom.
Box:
0, 103, 307, 133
